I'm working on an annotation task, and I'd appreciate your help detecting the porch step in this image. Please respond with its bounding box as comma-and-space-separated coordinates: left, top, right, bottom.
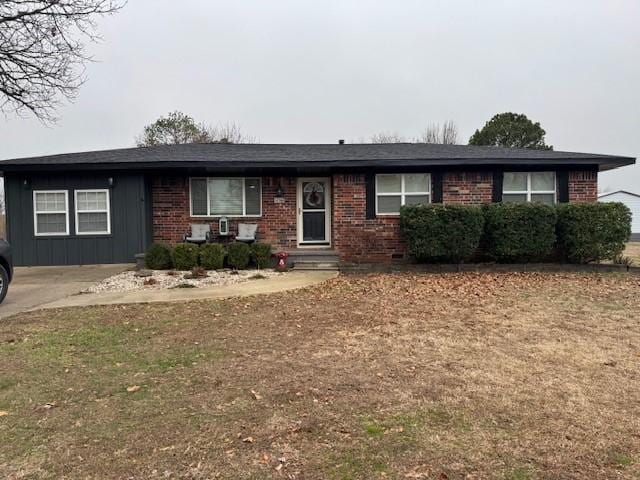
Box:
292, 261, 340, 271
284, 249, 341, 271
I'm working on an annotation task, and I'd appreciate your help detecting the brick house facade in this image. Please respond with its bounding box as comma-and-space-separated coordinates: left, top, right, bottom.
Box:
151, 169, 598, 263
4, 143, 625, 267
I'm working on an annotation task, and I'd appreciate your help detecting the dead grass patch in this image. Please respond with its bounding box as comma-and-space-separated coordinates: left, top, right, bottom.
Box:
1, 272, 639, 479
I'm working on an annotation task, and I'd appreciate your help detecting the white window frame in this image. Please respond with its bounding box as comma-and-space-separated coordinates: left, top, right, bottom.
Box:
375, 173, 431, 216
33, 190, 70, 237
74, 189, 111, 235
503, 172, 556, 203
189, 177, 262, 218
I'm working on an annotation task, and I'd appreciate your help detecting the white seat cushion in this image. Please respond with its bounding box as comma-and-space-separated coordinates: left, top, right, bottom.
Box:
237, 223, 257, 239
190, 224, 210, 240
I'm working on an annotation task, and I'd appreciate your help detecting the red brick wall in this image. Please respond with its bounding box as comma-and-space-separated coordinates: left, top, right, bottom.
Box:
568, 170, 598, 203
152, 176, 297, 248
332, 174, 405, 263
443, 172, 493, 204
152, 169, 599, 262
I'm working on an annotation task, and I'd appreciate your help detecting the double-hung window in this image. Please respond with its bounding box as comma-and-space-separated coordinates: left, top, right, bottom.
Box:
75, 189, 111, 235
33, 191, 69, 236
503, 172, 556, 204
376, 173, 431, 215
190, 177, 262, 217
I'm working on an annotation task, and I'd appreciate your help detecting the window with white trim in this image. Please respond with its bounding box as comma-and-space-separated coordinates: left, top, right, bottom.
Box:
33, 190, 69, 236
75, 189, 111, 235
376, 173, 431, 215
503, 172, 556, 204
190, 177, 262, 217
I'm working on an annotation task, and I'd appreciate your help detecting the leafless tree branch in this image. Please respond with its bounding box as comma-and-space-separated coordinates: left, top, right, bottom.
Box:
0, 0, 124, 121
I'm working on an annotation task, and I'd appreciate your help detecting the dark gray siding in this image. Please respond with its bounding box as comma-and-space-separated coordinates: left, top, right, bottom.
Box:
5, 172, 151, 266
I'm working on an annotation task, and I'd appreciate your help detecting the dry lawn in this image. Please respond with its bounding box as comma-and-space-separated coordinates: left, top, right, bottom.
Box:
1, 272, 639, 479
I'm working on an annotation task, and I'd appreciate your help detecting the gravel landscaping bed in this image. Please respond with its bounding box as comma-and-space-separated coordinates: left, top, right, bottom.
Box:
83, 268, 282, 293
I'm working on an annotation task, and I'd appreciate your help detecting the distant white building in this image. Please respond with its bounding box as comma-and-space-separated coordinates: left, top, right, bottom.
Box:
598, 190, 640, 241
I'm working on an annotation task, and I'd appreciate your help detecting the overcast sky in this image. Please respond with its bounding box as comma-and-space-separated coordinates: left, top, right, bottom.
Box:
1, 0, 638, 191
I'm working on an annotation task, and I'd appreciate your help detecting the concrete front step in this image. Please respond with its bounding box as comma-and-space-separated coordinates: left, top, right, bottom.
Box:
282, 249, 341, 270
292, 261, 340, 271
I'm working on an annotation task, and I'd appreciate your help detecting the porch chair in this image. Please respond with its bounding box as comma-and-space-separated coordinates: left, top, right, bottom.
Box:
183, 224, 212, 245
236, 223, 258, 243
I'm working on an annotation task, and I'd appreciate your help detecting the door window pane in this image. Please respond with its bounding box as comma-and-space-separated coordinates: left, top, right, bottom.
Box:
503, 172, 527, 191
405, 174, 430, 193
377, 175, 401, 193
531, 172, 555, 191
302, 182, 325, 209
378, 196, 402, 213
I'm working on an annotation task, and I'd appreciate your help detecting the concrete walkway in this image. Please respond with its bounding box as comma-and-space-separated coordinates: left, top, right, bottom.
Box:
0, 264, 133, 319
39, 271, 338, 310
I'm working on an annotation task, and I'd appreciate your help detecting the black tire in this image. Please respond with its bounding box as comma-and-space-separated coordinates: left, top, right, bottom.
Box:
0, 265, 8, 305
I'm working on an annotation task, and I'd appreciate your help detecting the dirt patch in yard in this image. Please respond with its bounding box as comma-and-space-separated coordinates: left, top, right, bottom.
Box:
1, 272, 639, 479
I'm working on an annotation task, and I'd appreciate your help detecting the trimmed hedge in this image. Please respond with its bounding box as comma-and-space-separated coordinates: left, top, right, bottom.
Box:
145, 243, 173, 270
227, 242, 251, 269
251, 243, 273, 269
400, 204, 485, 263
482, 203, 557, 262
172, 243, 200, 270
199, 243, 226, 270
556, 203, 631, 263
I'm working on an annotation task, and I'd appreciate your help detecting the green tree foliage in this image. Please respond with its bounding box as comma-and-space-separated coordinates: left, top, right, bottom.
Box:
469, 112, 552, 150
136, 111, 210, 147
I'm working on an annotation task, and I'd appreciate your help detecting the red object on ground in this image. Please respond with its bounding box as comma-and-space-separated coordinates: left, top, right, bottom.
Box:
275, 252, 289, 271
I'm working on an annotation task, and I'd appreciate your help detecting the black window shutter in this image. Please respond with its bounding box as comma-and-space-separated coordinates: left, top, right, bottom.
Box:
557, 171, 569, 203
432, 172, 443, 203
365, 173, 376, 219
492, 171, 504, 203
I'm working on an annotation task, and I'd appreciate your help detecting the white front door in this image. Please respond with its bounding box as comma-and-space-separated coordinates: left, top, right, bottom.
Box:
297, 178, 331, 246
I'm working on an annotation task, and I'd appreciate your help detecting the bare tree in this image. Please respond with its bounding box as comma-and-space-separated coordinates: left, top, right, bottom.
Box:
204, 121, 258, 144
0, 0, 124, 121
417, 121, 459, 144
370, 132, 407, 143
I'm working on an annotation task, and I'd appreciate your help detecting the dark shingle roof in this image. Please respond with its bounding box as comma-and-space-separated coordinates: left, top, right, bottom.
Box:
0, 143, 634, 171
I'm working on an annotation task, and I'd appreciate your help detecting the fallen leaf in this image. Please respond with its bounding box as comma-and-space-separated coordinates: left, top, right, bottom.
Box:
251, 390, 262, 400
127, 385, 141, 392
0, 411, 8, 417
242, 436, 254, 443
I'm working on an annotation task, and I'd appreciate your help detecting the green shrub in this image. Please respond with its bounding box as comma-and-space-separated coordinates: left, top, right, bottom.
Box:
199, 243, 226, 270
556, 203, 631, 263
251, 243, 273, 269
172, 243, 200, 270
226, 242, 251, 269
145, 243, 173, 270
482, 203, 557, 262
399, 204, 485, 263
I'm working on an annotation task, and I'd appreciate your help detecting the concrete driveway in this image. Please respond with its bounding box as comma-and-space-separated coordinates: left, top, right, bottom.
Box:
0, 264, 132, 319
